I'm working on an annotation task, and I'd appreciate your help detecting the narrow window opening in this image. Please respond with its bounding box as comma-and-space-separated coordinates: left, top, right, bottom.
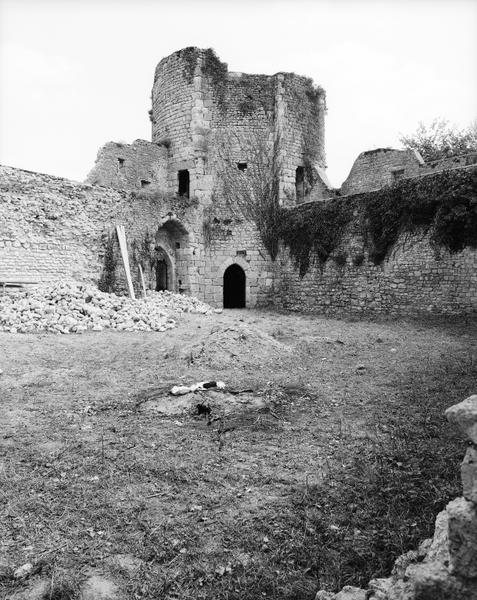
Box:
178, 170, 190, 197
295, 166, 305, 202
237, 162, 247, 172
117, 158, 125, 172
175, 242, 181, 249
392, 168, 405, 182
141, 180, 151, 188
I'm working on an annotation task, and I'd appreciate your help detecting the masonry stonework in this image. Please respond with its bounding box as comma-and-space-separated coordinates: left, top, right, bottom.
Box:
1, 47, 476, 317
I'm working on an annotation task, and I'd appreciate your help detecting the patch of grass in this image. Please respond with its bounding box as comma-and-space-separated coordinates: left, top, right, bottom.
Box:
0, 316, 474, 599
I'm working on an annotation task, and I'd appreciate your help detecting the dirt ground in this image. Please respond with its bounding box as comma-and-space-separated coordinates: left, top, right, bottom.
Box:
1, 309, 476, 599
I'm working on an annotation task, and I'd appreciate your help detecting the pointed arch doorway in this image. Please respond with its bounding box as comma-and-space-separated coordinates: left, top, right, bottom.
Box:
153, 247, 173, 292
223, 264, 246, 308
155, 259, 168, 291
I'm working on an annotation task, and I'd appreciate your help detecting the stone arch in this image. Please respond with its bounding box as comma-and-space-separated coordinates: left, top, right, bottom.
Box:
219, 257, 250, 309
153, 246, 174, 292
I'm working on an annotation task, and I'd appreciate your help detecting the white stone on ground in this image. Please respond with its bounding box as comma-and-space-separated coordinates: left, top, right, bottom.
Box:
0, 281, 212, 334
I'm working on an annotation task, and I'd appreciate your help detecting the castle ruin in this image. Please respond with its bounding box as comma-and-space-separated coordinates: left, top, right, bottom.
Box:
1, 47, 476, 316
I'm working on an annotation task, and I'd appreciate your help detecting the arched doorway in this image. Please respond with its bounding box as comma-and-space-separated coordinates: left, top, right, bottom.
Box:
155, 259, 168, 291
223, 264, 246, 308
153, 247, 173, 292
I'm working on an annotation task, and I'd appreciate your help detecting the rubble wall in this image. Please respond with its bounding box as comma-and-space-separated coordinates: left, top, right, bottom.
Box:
86, 139, 168, 191
274, 219, 477, 318
340, 149, 423, 195
0, 165, 198, 294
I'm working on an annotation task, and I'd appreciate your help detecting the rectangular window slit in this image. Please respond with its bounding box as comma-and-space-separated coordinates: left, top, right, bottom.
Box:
296, 166, 305, 202
178, 170, 190, 198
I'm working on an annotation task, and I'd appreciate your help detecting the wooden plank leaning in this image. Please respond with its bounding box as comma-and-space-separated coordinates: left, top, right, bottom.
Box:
116, 225, 136, 300
138, 264, 147, 298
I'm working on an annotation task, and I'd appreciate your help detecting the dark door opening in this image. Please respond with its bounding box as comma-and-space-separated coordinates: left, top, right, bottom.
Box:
223, 264, 246, 308
156, 260, 168, 291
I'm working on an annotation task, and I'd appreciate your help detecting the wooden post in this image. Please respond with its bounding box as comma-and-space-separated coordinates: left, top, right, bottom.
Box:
138, 264, 147, 298
116, 225, 136, 300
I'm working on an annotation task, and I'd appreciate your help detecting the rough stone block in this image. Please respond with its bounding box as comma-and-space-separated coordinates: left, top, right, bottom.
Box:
447, 497, 477, 578
446, 396, 477, 444
461, 445, 477, 503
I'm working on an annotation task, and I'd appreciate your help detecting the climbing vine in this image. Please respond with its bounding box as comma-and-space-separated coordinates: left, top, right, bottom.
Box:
202, 48, 228, 107
277, 167, 477, 276
289, 76, 326, 191
98, 232, 118, 293
180, 47, 200, 83
278, 197, 356, 276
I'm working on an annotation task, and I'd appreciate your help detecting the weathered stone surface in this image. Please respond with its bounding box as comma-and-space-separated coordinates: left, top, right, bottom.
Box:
315, 591, 335, 600
461, 445, 477, 503
447, 497, 477, 578
334, 586, 367, 600
445, 395, 477, 444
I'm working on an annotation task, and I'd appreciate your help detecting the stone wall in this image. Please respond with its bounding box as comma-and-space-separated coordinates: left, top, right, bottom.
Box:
340, 149, 424, 195
0, 165, 200, 296
420, 151, 477, 175
273, 195, 477, 318
86, 139, 168, 191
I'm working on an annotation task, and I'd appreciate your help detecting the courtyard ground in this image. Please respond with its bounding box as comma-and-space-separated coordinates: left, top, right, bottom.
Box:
0, 309, 475, 599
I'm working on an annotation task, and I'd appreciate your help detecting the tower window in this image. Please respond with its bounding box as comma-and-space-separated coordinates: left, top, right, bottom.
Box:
141, 180, 151, 188
117, 158, 125, 171
391, 168, 405, 182
178, 170, 190, 198
295, 166, 305, 202
237, 162, 247, 171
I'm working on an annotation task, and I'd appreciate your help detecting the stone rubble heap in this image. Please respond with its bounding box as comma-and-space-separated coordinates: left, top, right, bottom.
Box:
0, 281, 212, 334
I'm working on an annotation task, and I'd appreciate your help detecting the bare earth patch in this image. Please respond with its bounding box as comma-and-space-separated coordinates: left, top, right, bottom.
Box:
0, 309, 475, 599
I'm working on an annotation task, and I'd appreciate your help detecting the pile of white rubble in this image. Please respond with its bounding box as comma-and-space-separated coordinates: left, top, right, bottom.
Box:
0, 281, 213, 334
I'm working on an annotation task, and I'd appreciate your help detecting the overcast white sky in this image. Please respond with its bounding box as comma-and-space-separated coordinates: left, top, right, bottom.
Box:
0, 0, 476, 188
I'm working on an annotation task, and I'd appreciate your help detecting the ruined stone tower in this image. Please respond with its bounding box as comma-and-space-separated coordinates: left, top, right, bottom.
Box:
86, 47, 330, 307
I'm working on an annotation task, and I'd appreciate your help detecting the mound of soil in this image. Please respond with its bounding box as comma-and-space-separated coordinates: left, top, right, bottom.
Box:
186, 323, 290, 368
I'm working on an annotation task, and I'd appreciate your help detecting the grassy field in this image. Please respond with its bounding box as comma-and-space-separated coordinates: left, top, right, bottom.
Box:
0, 309, 475, 599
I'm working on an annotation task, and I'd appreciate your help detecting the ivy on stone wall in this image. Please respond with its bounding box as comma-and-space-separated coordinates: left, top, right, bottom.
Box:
277, 167, 477, 276
202, 48, 228, 107
180, 47, 228, 106
98, 232, 118, 293
289, 76, 326, 190
278, 197, 356, 276
180, 47, 200, 83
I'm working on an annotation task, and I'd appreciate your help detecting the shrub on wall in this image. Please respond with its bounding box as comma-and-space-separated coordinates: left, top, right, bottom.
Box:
278, 167, 477, 276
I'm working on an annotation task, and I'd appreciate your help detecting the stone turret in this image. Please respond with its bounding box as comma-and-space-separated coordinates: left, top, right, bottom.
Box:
151, 47, 329, 206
